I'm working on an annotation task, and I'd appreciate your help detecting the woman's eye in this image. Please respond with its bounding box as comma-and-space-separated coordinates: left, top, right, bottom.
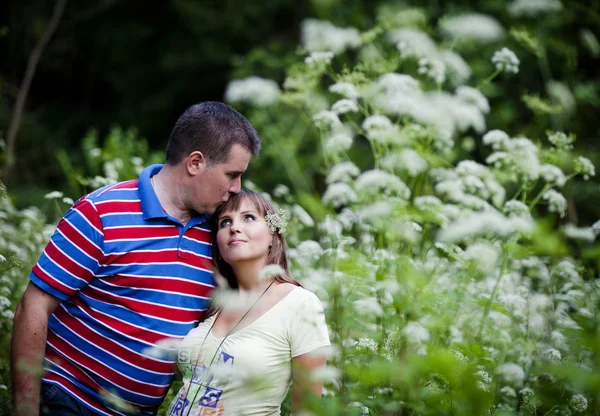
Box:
244, 214, 256, 221
219, 219, 231, 228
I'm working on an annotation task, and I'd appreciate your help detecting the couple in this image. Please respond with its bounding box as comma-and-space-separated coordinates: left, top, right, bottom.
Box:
11, 102, 330, 415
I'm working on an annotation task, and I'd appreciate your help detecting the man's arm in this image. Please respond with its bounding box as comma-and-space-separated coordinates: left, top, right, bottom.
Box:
11, 282, 61, 416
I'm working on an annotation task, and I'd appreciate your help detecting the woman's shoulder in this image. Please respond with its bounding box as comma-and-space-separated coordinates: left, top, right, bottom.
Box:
274, 283, 322, 309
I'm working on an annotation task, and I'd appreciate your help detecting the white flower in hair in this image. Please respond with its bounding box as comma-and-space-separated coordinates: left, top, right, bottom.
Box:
265, 208, 287, 234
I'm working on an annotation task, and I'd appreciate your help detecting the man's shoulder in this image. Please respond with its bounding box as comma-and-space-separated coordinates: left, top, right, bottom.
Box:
81, 179, 141, 204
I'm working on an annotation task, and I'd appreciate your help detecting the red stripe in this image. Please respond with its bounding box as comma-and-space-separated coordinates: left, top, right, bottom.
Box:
58, 218, 103, 260
72, 198, 103, 232
99, 274, 213, 298
84, 286, 202, 322
47, 331, 168, 397
32, 264, 76, 297
104, 250, 212, 271
108, 179, 138, 190
46, 345, 101, 389
185, 226, 211, 243
104, 226, 179, 241
96, 200, 142, 214
70, 297, 178, 344
45, 240, 94, 282
54, 307, 174, 374
43, 370, 127, 416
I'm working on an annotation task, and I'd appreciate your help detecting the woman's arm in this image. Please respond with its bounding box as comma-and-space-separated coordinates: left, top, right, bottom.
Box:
291, 352, 327, 412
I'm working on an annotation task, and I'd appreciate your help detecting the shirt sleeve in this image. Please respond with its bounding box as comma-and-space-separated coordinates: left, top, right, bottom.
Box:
289, 291, 330, 357
30, 198, 104, 300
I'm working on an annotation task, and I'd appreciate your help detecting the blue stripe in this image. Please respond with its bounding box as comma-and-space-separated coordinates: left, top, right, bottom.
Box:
30, 272, 71, 301
77, 292, 204, 336
36, 252, 90, 291
99, 263, 213, 282
91, 279, 209, 308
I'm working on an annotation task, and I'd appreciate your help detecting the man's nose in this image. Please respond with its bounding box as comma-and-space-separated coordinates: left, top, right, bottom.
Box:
229, 176, 242, 195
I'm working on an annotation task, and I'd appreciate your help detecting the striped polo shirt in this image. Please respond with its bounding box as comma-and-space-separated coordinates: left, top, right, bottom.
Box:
30, 164, 214, 415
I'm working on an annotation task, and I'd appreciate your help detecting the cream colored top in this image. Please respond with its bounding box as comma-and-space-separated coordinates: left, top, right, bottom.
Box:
166, 287, 330, 416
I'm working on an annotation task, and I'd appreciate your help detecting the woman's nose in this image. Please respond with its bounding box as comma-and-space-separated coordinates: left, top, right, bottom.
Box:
229, 221, 241, 233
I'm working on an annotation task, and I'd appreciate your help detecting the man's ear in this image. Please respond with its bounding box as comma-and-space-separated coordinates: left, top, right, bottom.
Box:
186, 151, 207, 176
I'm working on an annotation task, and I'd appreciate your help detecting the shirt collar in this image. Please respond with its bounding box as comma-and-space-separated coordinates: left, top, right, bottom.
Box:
138, 164, 211, 226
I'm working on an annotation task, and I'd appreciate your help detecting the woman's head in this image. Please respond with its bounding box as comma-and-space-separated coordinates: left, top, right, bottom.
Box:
212, 189, 295, 288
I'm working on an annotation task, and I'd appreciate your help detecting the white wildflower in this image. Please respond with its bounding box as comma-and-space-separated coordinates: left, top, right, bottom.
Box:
414, 195, 443, 211
224, 76, 280, 107
437, 209, 534, 243
380, 149, 428, 176
377, 73, 420, 95
322, 182, 357, 208
547, 131, 574, 150
508, 0, 563, 17
319, 216, 343, 239
548, 81, 576, 115
500, 385, 517, 398
456, 86, 490, 114
543, 189, 567, 217
325, 132, 353, 153
292, 204, 314, 227
348, 402, 371, 416
273, 184, 289, 199
544, 348, 562, 360
355, 338, 378, 353
326, 162, 361, 184
389, 28, 438, 58
418, 58, 446, 84
475, 370, 492, 391
311, 365, 342, 383
492, 47, 520, 74
496, 363, 526, 387
401, 321, 430, 344
331, 99, 359, 115
452, 350, 468, 363
592, 220, 600, 235
305, 51, 335, 66
362, 114, 393, 131
44, 191, 64, 200
0, 254, 5, 263
504, 200, 531, 219
258, 264, 285, 281
312, 110, 341, 128
439, 50, 472, 85
562, 224, 596, 242
440, 14, 505, 43
464, 242, 499, 274
355, 170, 411, 199
569, 394, 588, 413
540, 164, 567, 187
302, 19, 361, 54
353, 297, 384, 316
294, 241, 323, 265
482, 129, 510, 150
329, 82, 360, 100
574, 156, 595, 180
62, 197, 74, 205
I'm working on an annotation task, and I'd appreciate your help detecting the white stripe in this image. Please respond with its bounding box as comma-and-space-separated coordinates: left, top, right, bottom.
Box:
80, 291, 202, 328
99, 212, 144, 218
69, 299, 179, 354
50, 237, 96, 276
89, 284, 202, 313
95, 198, 141, 205
37, 262, 81, 290
41, 370, 120, 416
182, 235, 212, 247
95, 272, 214, 289
56, 306, 174, 376
97, 185, 138, 197
97, 278, 210, 300
72, 202, 104, 237
177, 247, 212, 260
104, 235, 179, 243
57, 224, 102, 264
105, 260, 212, 274
47, 334, 169, 396
103, 224, 176, 231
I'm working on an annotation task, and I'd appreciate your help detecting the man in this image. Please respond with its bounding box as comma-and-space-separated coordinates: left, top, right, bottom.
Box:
11, 102, 261, 415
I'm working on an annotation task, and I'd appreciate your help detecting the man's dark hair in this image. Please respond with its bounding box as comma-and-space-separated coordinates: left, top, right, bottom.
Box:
165, 102, 261, 166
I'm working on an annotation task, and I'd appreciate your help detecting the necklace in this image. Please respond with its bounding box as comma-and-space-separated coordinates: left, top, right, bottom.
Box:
183, 279, 275, 415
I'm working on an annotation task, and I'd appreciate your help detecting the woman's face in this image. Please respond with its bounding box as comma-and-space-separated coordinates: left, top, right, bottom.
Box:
216, 198, 273, 267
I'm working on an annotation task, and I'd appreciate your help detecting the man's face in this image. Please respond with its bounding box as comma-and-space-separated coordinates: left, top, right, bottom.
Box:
191, 144, 252, 215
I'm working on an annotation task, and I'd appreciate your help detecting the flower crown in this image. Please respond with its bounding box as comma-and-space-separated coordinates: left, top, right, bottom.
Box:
265, 208, 287, 234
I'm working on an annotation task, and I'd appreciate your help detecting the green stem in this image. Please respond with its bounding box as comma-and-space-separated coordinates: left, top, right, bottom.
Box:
477, 252, 509, 339
477, 69, 501, 90
528, 183, 551, 210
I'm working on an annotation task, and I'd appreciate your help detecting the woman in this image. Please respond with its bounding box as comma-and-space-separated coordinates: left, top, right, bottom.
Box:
166, 190, 330, 416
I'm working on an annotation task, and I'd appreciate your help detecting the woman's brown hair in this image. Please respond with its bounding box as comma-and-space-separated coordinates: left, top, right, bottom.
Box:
200, 189, 301, 322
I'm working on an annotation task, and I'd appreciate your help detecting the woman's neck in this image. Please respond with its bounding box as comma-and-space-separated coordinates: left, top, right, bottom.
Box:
231, 260, 268, 292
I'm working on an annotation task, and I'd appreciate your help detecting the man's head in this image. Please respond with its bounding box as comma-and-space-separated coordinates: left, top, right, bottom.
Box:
166, 102, 261, 215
